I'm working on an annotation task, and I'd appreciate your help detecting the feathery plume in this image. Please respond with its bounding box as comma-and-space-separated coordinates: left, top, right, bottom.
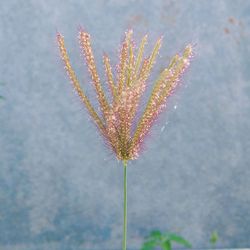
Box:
57, 33, 105, 132
78, 29, 110, 119
57, 30, 193, 161
103, 53, 116, 99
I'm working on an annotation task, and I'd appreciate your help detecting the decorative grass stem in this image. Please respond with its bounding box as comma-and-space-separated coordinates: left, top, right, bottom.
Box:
57, 30, 193, 250
123, 160, 127, 250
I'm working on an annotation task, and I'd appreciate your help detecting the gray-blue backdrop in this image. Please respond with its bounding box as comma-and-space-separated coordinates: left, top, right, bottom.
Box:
0, 0, 250, 249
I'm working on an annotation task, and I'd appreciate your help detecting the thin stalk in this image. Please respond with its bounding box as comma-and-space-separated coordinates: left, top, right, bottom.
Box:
122, 160, 127, 250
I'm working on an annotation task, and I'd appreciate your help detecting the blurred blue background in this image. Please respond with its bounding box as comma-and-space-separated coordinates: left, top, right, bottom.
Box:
0, 0, 250, 249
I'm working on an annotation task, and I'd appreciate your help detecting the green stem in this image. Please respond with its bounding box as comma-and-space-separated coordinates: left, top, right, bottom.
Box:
122, 160, 127, 250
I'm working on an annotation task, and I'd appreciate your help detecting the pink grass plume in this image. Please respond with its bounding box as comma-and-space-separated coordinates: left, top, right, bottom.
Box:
57, 30, 193, 161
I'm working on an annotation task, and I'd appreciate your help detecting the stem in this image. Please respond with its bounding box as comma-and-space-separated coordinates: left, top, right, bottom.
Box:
122, 160, 127, 250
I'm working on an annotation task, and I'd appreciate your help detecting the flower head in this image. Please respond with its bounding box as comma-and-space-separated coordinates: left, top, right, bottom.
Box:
57, 29, 193, 161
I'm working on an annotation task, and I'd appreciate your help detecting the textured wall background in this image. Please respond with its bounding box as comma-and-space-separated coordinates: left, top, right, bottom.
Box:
0, 0, 250, 249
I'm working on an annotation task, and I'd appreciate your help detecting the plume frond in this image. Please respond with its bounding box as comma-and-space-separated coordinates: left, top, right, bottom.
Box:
78, 30, 110, 118
103, 53, 116, 99
116, 30, 133, 97
138, 37, 162, 83
126, 41, 135, 87
135, 35, 148, 77
130, 45, 193, 154
57, 33, 105, 131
